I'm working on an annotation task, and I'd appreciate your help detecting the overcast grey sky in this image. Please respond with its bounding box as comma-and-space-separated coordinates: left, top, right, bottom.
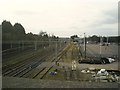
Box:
0, 0, 118, 37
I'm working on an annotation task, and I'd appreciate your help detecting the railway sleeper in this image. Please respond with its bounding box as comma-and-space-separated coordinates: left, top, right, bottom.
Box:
9, 62, 36, 77
3, 56, 41, 74
12, 67, 29, 77
3, 64, 26, 76
21, 64, 46, 78
22, 68, 37, 78
25, 67, 45, 78
72, 70, 78, 81
64, 67, 70, 80
35, 66, 53, 79
17, 67, 32, 77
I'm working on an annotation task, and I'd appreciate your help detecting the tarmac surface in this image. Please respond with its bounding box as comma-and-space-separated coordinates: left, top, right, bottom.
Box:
84, 44, 118, 58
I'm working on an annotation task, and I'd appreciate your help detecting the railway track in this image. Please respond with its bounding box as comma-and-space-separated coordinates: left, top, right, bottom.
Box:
25, 43, 71, 79
3, 42, 78, 81
2, 43, 69, 79
28, 44, 71, 79
17, 56, 55, 79
60, 43, 81, 81
3, 56, 38, 75
2, 46, 56, 76
64, 66, 80, 81
3, 42, 92, 82
31, 43, 80, 81
3, 55, 47, 77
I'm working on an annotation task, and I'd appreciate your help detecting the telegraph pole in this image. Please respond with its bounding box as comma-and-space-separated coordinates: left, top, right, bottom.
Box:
55, 39, 58, 64
49, 34, 51, 48
107, 36, 109, 45
100, 36, 102, 58
78, 36, 81, 58
84, 33, 86, 58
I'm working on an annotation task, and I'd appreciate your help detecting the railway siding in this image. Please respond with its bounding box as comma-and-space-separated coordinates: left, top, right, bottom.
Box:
65, 67, 70, 80
35, 66, 53, 79
3, 42, 119, 83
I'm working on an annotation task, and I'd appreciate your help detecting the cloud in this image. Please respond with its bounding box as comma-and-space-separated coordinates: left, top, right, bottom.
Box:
104, 8, 118, 19
69, 26, 81, 30
0, 0, 118, 37
67, 8, 118, 36
90, 8, 117, 27
102, 8, 118, 24
102, 17, 117, 24
87, 22, 118, 36
14, 10, 39, 15
85, 8, 118, 36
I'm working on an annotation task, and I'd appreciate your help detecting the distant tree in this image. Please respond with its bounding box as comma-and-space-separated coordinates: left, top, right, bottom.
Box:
2, 20, 14, 41
2, 20, 13, 33
13, 23, 26, 41
70, 35, 79, 42
89, 35, 100, 43
51, 34, 59, 40
2, 20, 60, 50
39, 31, 46, 36
109, 36, 118, 43
118, 36, 120, 44
102, 37, 107, 42
26, 32, 35, 41
70, 35, 78, 40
